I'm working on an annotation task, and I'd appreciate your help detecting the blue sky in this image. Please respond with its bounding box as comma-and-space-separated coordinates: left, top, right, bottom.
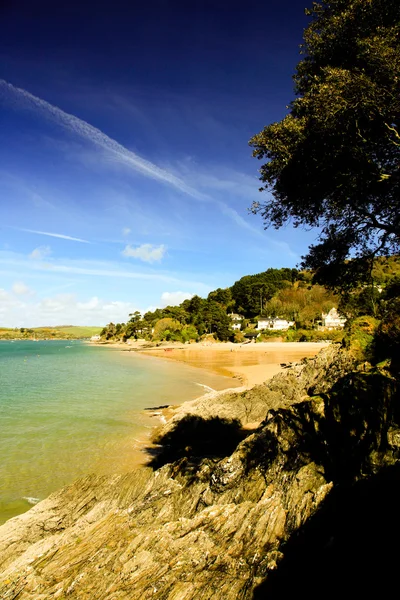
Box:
0, 0, 316, 327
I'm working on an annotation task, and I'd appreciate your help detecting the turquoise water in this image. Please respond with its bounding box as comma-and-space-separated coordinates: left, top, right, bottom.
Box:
0, 340, 234, 524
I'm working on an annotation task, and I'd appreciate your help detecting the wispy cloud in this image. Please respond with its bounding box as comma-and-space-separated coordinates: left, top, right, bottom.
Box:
0, 170, 57, 210
216, 201, 264, 238
122, 243, 166, 263
0, 79, 205, 200
29, 245, 52, 260
18, 228, 90, 243
122, 227, 131, 236
0, 251, 208, 287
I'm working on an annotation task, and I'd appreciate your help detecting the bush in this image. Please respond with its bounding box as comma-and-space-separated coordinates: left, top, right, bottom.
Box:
181, 325, 199, 343
233, 331, 245, 343
374, 298, 400, 372
344, 316, 380, 360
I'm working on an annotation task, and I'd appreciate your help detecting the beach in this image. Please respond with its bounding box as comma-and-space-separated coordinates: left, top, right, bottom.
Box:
0, 340, 235, 523
96, 340, 330, 388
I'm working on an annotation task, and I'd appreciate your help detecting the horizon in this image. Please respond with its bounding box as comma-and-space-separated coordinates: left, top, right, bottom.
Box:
0, 0, 319, 327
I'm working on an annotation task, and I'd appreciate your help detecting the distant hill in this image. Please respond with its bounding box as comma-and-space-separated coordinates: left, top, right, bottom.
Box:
0, 326, 103, 340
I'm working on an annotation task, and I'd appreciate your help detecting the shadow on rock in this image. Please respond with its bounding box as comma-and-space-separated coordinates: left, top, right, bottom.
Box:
146, 415, 248, 472
243, 370, 399, 485
253, 464, 400, 598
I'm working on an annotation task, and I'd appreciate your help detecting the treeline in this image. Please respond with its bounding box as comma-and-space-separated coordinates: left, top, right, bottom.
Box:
100, 259, 400, 344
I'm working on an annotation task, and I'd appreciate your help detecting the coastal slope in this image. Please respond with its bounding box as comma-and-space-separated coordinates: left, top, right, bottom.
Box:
0, 345, 399, 599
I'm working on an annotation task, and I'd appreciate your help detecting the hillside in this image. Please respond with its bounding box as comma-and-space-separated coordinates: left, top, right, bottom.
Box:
0, 326, 102, 340
100, 257, 400, 344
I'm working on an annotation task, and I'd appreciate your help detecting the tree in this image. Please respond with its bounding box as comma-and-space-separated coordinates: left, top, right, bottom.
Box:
231, 269, 295, 317
207, 287, 234, 310
201, 301, 233, 341
153, 318, 182, 341
250, 0, 400, 289
129, 311, 141, 323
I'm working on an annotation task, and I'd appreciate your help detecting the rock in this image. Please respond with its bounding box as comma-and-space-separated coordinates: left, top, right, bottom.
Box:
0, 346, 398, 599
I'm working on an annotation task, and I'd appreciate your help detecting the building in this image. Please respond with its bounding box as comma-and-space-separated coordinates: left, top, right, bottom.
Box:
228, 313, 244, 331
257, 317, 294, 331
321, 308, 346, 329
90, 334, 101, 341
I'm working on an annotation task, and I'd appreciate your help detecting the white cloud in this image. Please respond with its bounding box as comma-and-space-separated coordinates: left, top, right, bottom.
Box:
122, 243, 166, 263
0, 288, 24, 314
34, 295, 140, 326
12, 281, 34, 296
160, 291, 193, 306
29, 245, 52, 260
122, 227, 131, 236
0, 290, 141, 327
0, 79, 204, 199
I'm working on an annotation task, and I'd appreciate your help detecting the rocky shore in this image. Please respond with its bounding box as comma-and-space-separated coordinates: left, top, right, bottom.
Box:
1, 344, 399, 598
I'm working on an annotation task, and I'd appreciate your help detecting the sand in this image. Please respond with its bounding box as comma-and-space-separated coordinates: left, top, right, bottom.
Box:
87, 340, 330, 465
139, 341, 329, 386
92, 340, 330, 388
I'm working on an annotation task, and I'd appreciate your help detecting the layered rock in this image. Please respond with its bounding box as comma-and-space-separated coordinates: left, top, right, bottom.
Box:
0, 345, 398, 599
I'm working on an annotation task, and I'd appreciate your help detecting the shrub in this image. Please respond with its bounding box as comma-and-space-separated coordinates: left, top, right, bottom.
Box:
344, 316, 380, 360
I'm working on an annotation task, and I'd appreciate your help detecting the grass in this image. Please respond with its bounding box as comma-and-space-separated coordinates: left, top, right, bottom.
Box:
0, 326, 103, 340
48, 326, 103, 337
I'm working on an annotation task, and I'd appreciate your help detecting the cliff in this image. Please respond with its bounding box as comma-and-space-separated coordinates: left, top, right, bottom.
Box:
0, 345, 399, 599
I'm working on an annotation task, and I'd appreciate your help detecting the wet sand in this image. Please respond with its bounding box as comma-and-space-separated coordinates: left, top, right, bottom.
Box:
136, 341, 329, 387
93, 340, 330, 388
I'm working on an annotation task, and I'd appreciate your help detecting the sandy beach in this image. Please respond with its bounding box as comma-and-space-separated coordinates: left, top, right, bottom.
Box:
93, 340, 330, 388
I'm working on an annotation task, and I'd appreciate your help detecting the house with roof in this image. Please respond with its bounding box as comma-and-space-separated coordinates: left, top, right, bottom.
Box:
228, 313, 244, 331
321, 308, 346, 329
257, 317, 294, 331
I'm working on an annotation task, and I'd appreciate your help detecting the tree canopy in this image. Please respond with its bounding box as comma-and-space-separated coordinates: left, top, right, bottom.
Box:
249, 0, 400, 289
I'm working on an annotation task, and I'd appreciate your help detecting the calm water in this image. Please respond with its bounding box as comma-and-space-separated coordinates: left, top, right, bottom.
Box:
0, 340, 234, 524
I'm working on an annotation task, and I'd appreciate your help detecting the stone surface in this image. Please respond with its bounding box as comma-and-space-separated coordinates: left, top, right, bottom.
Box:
0, 345, 398, 599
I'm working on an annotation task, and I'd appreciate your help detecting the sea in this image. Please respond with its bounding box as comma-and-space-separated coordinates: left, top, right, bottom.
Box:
0, 340, 234, 524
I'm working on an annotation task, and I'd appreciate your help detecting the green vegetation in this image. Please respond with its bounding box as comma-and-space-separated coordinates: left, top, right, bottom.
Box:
101, 0, 400, 357
0, 326, 102, 340
343, 316, 380, 360
53, 326, 103, 338
250, 0, 400, 290
99, 257, 400, 345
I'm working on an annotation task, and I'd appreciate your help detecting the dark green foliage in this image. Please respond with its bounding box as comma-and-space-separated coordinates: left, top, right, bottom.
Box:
100, 259, 399, 343
199, 301, 233, 340
343, 315, 380, 360
339, 285, 382, 319
250, 0, 400, 289
230, 268, 297, 317
207, 287, 233, 309
374, 287, 400, 372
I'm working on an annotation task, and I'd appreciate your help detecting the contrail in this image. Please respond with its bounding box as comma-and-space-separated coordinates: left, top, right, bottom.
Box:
19, 228, 90, 243
0, 80, 270, 238
0, 79, 204, 199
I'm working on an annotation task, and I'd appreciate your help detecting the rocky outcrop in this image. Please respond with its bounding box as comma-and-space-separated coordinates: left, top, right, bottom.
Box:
0, 346, 398, 599
157, 343, 354, 430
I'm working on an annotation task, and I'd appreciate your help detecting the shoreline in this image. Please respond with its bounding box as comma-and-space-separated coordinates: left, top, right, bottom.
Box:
90, 339, 330, 387
90, 340, 330, 459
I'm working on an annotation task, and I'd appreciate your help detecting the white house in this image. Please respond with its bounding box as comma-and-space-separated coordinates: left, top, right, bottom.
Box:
228, 313, 244, 331
257, 317, 294, 331
321, 308, 346, 329
90, 334, 101, 341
